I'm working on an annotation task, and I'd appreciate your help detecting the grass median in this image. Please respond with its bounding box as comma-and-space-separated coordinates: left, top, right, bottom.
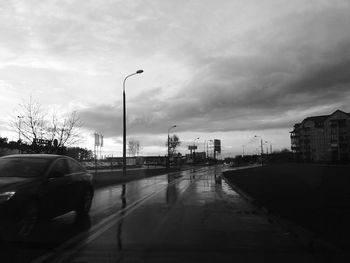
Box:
223, 163, 350, 250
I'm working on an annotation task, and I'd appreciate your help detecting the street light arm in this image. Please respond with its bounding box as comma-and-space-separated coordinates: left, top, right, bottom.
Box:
123, 70, 144, 92
123, 73, 136, 92
168, 125, 177, 134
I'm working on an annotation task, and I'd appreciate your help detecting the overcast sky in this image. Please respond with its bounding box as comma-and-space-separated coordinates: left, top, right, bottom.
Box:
1, 0, 350, 157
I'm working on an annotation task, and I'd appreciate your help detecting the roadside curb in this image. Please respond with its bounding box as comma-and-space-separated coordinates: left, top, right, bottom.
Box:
92, 167, 197, 189
221, 171, 347, 260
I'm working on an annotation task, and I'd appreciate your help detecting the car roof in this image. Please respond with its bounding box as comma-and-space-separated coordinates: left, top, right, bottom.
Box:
0, 154, 65, 160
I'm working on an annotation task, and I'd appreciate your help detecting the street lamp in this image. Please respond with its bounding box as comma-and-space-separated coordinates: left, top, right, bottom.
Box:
17, 116, 24, 154
193, 137, 200, 149
122, 69, 143, 177
254, 135, 264, 166
193, 137, 200, 163
17, 116, 24, 142
167, 125, 177, 168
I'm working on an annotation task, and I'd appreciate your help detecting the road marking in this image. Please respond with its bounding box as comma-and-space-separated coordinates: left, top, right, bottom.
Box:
31, 171, 195, 263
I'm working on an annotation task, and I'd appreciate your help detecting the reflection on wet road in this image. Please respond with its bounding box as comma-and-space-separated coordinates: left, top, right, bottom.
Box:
24, 165, 316, 263
1, 166, 317, 263
0, 167, 205, 263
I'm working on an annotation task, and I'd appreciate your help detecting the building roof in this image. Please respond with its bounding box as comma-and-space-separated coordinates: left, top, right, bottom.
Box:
291, 110, 350, 132
303, 115, 329, 124
302, 109, 349, 125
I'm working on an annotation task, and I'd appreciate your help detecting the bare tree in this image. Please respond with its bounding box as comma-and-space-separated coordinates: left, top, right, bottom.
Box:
10, 96, 45, 143
54, 111, 83, 147
10, 97, 83, 147
128, 138, 140, 157
166, 134, 181, 157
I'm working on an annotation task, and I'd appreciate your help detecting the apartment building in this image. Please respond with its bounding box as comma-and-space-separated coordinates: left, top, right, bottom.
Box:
290, 110, 350, 163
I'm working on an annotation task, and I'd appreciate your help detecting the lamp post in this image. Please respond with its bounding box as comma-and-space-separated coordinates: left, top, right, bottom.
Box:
123, 69, 143, 177
17, 116, 24, 154
193, 137, 200, 149
17, 116, 24, 142
167, 125, 177, 168
254, 135, 264, 166
193, 137, 200, 163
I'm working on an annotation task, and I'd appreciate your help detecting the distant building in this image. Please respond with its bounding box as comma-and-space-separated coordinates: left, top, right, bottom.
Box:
290, 110, 350, 163
105, 156, 144, 166
185, 151, 206, 163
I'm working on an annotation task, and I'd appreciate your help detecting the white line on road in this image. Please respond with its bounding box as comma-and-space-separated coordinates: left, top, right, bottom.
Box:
31, 169, 205, 263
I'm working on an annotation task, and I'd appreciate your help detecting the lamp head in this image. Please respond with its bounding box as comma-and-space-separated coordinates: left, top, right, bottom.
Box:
136, 69, 144, 74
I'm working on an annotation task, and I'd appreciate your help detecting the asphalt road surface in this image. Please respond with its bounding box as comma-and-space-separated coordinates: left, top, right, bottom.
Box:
2, 166, 318, 263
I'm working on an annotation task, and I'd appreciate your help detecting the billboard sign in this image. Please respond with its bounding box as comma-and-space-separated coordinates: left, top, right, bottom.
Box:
94, 133, 104, 147
33, 139, 52, 146
214, 139, 221, 153
188, 145, 197, 150
94, 133, 100, 146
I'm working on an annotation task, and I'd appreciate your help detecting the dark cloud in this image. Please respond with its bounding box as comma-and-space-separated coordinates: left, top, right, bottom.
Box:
79, 40, 350, 136
77, 2, 350, 139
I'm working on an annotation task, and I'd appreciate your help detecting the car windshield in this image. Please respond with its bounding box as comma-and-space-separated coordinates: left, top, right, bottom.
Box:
0, 158, 51, 178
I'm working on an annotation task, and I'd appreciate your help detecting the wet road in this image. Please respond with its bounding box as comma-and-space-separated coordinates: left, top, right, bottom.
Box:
2, 166, 315, 263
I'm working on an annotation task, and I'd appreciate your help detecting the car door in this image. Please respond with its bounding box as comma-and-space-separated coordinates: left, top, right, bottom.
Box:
44, 158, 71, 217
66, 158, 87, 210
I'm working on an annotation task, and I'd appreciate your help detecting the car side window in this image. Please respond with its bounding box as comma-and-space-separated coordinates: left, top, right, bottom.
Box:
49, 159, 69, 178
67, 159, 84, 173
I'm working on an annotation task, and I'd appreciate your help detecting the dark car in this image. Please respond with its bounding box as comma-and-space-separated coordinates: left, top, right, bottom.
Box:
0, 154, 94, 240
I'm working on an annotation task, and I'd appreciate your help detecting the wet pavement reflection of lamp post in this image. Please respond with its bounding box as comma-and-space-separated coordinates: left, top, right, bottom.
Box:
167, 125, 177, 168
123, 70, 143, 177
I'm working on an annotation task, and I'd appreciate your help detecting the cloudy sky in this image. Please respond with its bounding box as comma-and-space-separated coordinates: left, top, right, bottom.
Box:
1, 0, 350, 157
